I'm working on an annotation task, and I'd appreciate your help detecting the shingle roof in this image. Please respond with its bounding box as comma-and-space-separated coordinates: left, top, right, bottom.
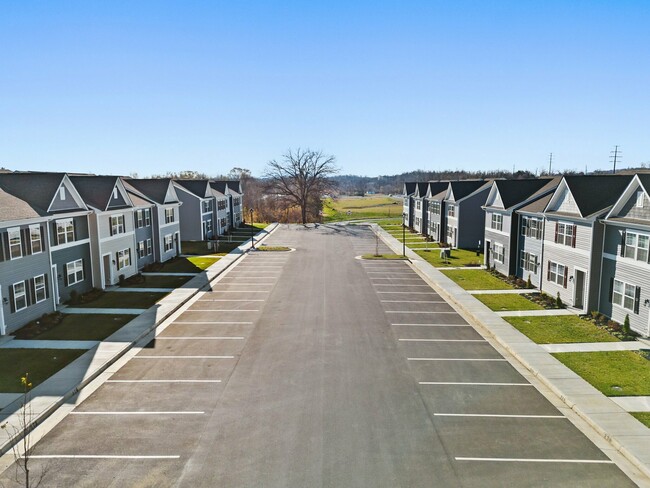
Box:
492, 178, 558, 209
517, 192, 553, 215
427, 181, 449, 199
126, 178, 177, 204
560, 175, 633, 217
69, 175, 123, 210
174, 179, 210, 198
210, 181, 228, 194
0, 187, 42, 222
448, 180, 490, 201
416, 182, 429, 197
403, 182, 417, 196
635, 174, 650, 195
0, 172, 67, 214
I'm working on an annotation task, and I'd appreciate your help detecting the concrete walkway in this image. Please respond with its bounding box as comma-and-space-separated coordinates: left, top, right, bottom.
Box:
497, 308, 576, 317
111, 287, 174, 293
541, 341, 648, 353
612, 397, 650, 413
0, 340, 99, 349
469, 289, 539, 295
373, 224, 650, 482
62, 307, 146, 315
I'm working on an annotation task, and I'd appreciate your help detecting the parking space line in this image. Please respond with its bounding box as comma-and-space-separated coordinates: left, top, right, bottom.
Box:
386, 311, 457, 314
71, 411, 205, 415
434, 413, 564, 418
407, 357, 506, 361
106, 380, 222, 383
420, 382, 532, 386
373, 284, 430, 287
381, 300, 446, 303
155, 336, 245, 340
28, 455, 181, 460
209, 290, 269, 293
133, 355, 235, 359
454, 457, 614, 464
377, 292, 436, 294
371, 278, 424, 281
187, 309, 259, 312
173, 321, 253, 324
399, 338, 485, 342
392, 324, 471, 327
198, 299, 265, 302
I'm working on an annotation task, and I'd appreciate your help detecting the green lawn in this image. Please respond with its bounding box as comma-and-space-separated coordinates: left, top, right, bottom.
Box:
553, 351, 650, 396
441, 269, 512, 290
122, 274, 193, 289
475, 293, 544, 311
157, 256, 220, 273
415, 248, 483, 268
75, 291, 168, 309
504, 316, 619, 344
0, 349, 88, 392
631, 412, 650, 428
362, 254, 409, 260
181, 240, 223, 255
14, 314, 133, 341
257, 246, 291, 252
323, 196, 403, 222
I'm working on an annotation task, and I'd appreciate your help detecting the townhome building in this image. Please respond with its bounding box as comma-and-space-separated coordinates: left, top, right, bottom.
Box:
444, 180, 492, 249
425, 182, 450, 242
412, 183, 430, 235
122, 181, 156, 270
0, 172, 92, 334
599, 174, 650, 337
209, 182, 231, 235
402, 182, 417, 228
174, 180, 216, 241
483, 178, 559, 277
541, 175, 632, 313
226, 181, 244, 228
125, 178, 182, 265
70, 175, 139, 288
515, 193, 553, 288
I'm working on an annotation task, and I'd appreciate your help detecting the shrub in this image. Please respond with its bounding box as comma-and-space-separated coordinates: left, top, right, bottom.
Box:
118, 274, 126, 286
526, 275, 532, 289
556, 292, 563, 308
69, 290, 79, 305
623, 314, 631, 336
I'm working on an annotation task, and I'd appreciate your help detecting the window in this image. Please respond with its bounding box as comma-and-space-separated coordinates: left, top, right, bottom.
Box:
30, 225, 42, 253
66, 259, 84, 285
59, 187, 66, 200
493, 243, 504, 263
116, 249, 131, 270
636, 191, 644, 208
234, 197, 241, 206
164, 234, 174, 252
136, 210, 144, 228
146, 238, 152, 256
430, 201, 440, 215
110, 215, 125, 235
165, 208, 175, 224
34, 274, 46, 303
113, 188, 118, 199
490, 213, 503, 231
415, 217, 420, 227
520, 251, 538, 273
446, 227, 455, 246
624, 231, 650, 262
416, 200, 421, 210
8, 228, 22, 259
447, 205, 455, 218
547, 261, 567, 287
202, 200, 212, 213
555, 222, 575, 247
144, 209, 151, 226
220, 217, 227, 228
205, 219, 212, 233
138, 240, 146, 258
12, 282, 27, 311
612, 279, 637, 311
526, 218, 543, 239
56, 219, 74, 244
218, 200, 227, 210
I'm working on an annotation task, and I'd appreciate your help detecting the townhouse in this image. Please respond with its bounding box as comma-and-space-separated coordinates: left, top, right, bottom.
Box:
402, 182, 417, 228
483, 178, 559, 277
225, 180, 244, 228
174, 180, 216, 241
444, 180, 492, 249
0, 173, 93, 334
515, 193, 554, 288
412, 183, 430, 235
540, 175, 632, 313
70, 175, 139, 288
599, 174, 650, 337
209, 181, 233, 234
425, 182, 450, 242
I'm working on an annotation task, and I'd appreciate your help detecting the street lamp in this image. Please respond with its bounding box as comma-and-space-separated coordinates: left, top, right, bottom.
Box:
250, 208, 255, 249
402, 213, 406, 257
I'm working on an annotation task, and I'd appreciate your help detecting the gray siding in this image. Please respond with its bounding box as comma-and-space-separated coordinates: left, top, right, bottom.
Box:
426, 199, 445, 241
484, 210, 512, 276
457, 189, 489, 249
51, 243, 93, 302
618, 192, 650, 220
134, 216, 155, 269
177, 190, 203, 241
157, 204, 181, 262
516, 218, 544, 288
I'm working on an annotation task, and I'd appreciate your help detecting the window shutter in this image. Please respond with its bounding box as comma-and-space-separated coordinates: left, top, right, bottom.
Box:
634, 286, 641, 314
0, 232, 5, 262
547, 261, 551, 281
23, 228, 32, 255
609, 278, 614, 303
620, 231, 626, 257
9, 285, 15, 313
28, 278, 35, 305
554, 222, 558, 243
41, 225, 46, 251
563, 267, 568, 288
20, 229, 28, 256
45, 274, 50, 298
63, 264, 69, 286
572, 225, 577, 248
109, 218, 114, 236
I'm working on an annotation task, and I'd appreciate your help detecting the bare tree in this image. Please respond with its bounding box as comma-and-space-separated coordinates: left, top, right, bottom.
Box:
264, 149, 338, 224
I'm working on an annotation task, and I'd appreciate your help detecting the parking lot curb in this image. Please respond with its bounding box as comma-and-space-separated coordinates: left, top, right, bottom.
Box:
0, 223, 279, 458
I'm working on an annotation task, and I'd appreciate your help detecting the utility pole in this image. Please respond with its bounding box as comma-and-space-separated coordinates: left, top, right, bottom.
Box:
548, 153, 553, 175
610, 145, 621, 174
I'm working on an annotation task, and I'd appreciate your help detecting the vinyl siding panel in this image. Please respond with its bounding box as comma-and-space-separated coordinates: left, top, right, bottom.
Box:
51, 243, 93, 302
517, 223, 544, 288
157, 204, 181, 262
177, 191, 202, 241
618, 191, 650, 220
457, 190, 489, 249
134, 216, 155, 269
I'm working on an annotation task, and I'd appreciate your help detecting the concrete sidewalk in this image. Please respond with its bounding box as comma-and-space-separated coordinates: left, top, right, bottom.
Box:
0, 340, 99, 350
373, 223, 650, 482
497, 308, 576, 317
541, 342, 648, 353
469, 289, 540, 295
0, 223, 278, 456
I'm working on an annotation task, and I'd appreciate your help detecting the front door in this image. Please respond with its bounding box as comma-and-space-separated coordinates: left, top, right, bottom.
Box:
0, 285, 5, 335
103, 254, 112, 287
574, 269, 586, 309
485, 240, 491, 267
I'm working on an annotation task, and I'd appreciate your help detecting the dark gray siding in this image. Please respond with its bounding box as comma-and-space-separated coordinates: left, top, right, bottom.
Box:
457, 189, 489, 249
51, 243, 92, 302
177, 191, 202, 241
135, 217, 155, 269
50, 215, 89, 244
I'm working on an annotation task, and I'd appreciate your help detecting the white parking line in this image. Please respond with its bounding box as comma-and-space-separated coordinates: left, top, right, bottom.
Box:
106, 380, 222, 383
399, 338, 485, 342
371, 278, 423, 281
188, 309, 259, 312
434, 413, 564, 418
209, 290, 269, 293
155, 336, 244, 340
133, 355, 235, 359
173, 321, 253, 324
373, 284, 430, 287
28, 455, 181, 460
367, 272, 415, 275
386, 311, 456, 314
407, 357, 506, 361
392, 323, 470, 327
71, 411, 205, 415
420, 382, 532, 386
198, 299, 265, 302
381, 300, 446, 303
454, 457, 614, 464
378, 292, 437, 295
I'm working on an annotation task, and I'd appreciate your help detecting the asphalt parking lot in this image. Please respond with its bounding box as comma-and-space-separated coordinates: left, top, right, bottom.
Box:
0, 224, 637, 487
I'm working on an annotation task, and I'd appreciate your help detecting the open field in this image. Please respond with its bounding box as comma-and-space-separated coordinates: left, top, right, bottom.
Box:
323, 196, 402, 221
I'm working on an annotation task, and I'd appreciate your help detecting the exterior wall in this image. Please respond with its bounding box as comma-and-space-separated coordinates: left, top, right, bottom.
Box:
456, 189, 489, 249
618, 191, 650, 220
426, 198, 445, 242
0, 221, 55, 334
413, 198, 425, 234
484, 210, 512, 276
177, 190, 202, 241
95, 210, 137, 286
403, 196, 414, 228
201, 201, 214, 239
157, 204, 181, 262
516, 215, 545, 288
541, 217, 595, 311
51, 242, 93, 302
232, 194, 243, 227
134, 210, 155, 270
214, 198, 229, 235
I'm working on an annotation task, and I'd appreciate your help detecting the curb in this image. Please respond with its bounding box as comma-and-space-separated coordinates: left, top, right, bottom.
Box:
371, 223, 650, 482
0, 223, 279, 457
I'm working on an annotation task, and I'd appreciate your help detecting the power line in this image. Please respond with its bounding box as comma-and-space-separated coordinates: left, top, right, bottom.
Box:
610, 145, 621, 174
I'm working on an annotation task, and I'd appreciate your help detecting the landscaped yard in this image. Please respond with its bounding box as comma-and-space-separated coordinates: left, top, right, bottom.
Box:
553, 351, 650, 396
474, 293, 544, 311
74, 291, 168, 309
156, 256, 220, 273
504, 316, 619, 344
181, 240, 225, 255
415, 248, 483, 268
361, 253, 409, 260
122, 274, 193, 289
631, 412, 650, 428
14, 314, 133, 341
323, 196, 402, 221
0, 349, 87, 392
441, 269, 513, 290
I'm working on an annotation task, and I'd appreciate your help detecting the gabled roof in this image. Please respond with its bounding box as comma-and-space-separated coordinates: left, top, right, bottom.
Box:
488, 178, 558, 210
518, 192, 553, 215
126, 178, 179, 205
122, 180, 156, 208
403, 182, 417, 196
545, 175, 633, 218
209, 181, 228, 198
414, 182, 429, 198
446, 180, 491, 202
0, 172, 68, 215
424, 181, 449, 199
0, 187, 42, 223
174, 179, 211, 199
70, 175, 133, 211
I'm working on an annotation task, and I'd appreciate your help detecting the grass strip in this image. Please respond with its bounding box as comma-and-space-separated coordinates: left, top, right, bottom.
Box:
74, 291, 167, 309
631, 412, 650, 428
504, 315, 619, 344
441, 269, 513, 290
474, 293, 544, 311
0, 349, 88, 392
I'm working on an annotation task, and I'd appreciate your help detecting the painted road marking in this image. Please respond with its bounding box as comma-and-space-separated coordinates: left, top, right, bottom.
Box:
381, 300, 446, 303
373, 284, 430, 287
133, 355, 235, 359
392, 323, 470, 327
434, 413, 564, 418
208, 290, 269, 293
106, 380, 222, 383
420, 382, 533, 386
28, 455, 181, 460
188, 309, 259, 312
378, 292, 438, 295
386, 311, 456, 314
407, 357, 506, 361
173, 321, 253, 324
155, 336, 245, 340
399, 338, 485, 342
198, 299, 265, 302
71, 411, 205, 415
454, 457, 614, 464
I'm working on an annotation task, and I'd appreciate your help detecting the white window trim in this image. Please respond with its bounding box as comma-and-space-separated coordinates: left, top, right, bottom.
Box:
548, 261, 566, 286
56, 218, 74, 245
110, 214, 125, 235
612, 279, 636, 312
66, 259, 84, 286
493, 243, 505, 263
13, 281, 27, 311
116, 249, 131, 270
144, 209, 151, 226
29, 224, 42, 254
556, 221, 574, 247
34, 274, 46, 303
146, 238, 153, 256
8, 227, 22, 260
624, 231, 650, 263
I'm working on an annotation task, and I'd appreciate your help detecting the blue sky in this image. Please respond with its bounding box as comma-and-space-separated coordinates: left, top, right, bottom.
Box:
2, 1, 649, 177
